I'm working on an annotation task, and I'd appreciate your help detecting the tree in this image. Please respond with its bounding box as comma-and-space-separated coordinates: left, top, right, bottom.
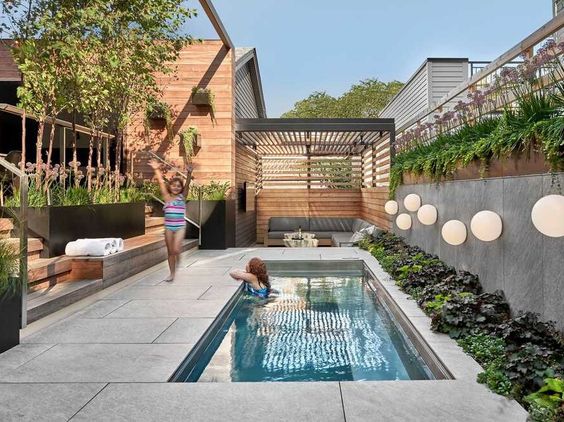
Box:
282, 78, 404, 118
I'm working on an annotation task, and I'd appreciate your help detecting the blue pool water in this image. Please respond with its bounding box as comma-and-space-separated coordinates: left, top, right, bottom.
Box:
176, 267, 433, 382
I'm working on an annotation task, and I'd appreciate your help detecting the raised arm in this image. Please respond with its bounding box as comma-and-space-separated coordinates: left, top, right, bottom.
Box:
183, 163, 194, 198
229, 269, 256, 284
149, 160, 173, 203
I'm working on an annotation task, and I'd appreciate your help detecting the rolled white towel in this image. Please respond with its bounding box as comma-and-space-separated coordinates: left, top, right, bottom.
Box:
78, 238, 119, 254
74, 239, 112, 256
65, 241, 88, 256
114, 238, 124, 252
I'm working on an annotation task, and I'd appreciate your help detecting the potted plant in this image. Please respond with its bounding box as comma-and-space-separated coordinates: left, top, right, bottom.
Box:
0, 239, 22, 353
186, 181, 235, 249
191, 87, 215, 108
179, 127, 201, 159
146, 100, 172, 122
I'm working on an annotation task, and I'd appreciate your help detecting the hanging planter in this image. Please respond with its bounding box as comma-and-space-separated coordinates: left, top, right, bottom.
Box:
191, 87, 215, 108
179, 127, 201, 159
146, 100, 172, 122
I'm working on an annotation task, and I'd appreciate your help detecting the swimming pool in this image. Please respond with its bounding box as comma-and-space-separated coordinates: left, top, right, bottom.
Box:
171, 261, 437, 382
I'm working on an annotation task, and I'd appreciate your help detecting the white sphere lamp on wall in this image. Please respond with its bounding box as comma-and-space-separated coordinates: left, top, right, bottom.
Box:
441, 220, 467, 245
396, 213, 412, 231
417, 204, 438, 225
470, 211, 503, 242
531, 194, 564, 238
404, 194, 421, 212
384, 200, 399, 215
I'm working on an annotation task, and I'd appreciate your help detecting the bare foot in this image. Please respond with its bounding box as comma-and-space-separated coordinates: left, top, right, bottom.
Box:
164, 274, 174, 282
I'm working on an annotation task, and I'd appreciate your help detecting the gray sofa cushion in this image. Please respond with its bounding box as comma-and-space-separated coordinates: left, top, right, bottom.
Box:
269, 217, 309, 232
352, 218, 373, 233
311, 231, 335, 239
310, 218, 354, 232
331, 232, 355, 246
268, 231, 289, 239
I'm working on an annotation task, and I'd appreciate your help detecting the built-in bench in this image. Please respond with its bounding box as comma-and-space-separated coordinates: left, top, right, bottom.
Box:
265, 217, 382, 247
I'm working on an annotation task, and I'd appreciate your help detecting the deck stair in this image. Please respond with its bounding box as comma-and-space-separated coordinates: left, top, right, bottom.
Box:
1, 211, 198, 322
25, 233, 198, 322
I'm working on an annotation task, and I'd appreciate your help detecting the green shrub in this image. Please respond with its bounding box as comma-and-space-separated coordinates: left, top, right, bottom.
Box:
477, 363, 513, 396
458, 333, 506, 365
525, 378, 564, 422
0, 239, 19, 298
431, 291, 510, 339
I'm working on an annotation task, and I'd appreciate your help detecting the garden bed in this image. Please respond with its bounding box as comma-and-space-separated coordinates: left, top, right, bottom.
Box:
359, 232, 564, 421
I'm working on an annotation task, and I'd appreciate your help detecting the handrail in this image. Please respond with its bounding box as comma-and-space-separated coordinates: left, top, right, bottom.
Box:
394, 13, 564, 137
0, 103, 115, 139
0, 157, 28, 328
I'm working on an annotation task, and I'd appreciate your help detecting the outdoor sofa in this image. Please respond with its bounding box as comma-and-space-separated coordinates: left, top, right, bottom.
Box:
264, 217, 383, 247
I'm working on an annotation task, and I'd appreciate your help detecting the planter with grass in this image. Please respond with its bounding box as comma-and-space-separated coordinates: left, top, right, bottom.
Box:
2, 202, 145, 257
0, 239, 22, 353
185, 182, 234, 249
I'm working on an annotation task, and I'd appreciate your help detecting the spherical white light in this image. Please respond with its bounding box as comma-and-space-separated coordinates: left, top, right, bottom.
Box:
404, 194, 421, 212
471, 210, 503, 242
396, 213, 412, 230
417, 204, 438, 225
384, 200, 399, 215
441, 220, 467, 245
531, 194, 564, 238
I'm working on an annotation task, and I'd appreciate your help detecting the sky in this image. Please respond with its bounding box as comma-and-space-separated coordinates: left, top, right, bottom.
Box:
187, 0, 553, 117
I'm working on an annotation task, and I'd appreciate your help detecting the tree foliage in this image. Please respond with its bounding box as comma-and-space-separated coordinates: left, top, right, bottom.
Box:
282, 79, 403, 118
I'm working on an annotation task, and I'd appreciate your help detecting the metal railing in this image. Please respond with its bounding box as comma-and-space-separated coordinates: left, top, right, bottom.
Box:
147, 151, 203, 247
0, 157, 28, 328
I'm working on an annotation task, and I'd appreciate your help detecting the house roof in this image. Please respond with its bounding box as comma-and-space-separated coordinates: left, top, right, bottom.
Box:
235, 47, 267, 118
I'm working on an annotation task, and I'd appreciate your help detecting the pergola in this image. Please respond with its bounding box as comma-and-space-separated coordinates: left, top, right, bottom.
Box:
235, 118, 395, 190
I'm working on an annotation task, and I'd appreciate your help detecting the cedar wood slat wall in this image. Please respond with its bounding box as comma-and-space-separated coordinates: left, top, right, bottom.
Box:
235, 144, 257, 246
127, 41, 236, 187
0, 44, 20, 81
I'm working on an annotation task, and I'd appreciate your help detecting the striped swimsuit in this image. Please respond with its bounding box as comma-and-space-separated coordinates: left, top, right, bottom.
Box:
163, 194, 186, 232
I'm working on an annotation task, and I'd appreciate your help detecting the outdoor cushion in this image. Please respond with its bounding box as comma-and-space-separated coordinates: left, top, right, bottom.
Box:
352, 218, 373, 233
309, 218, 354, 232
331, 232, 355, 247
310, 231, 335, 239
267, 231, 290, 239
269, 217, 309, 232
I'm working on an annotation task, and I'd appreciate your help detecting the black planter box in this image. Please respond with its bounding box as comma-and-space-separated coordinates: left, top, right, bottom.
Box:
3, 202, 145, 257
0, 285, 22, 353
186, 200, 235, 249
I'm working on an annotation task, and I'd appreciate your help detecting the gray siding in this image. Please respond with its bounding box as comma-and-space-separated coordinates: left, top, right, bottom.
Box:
393, 173, 564, 331
428, 60, 468, 107
380, 63, 429, 129
380, 59, 469, 130
235, 63, 260, 119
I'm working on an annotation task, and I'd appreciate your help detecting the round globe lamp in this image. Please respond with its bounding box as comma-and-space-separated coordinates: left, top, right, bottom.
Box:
384, 200, 399, 215
470, 211, 503, 242
396, 213, 412, 231
404, 194, 421, 212
531, 194, 564, 238
441, 220, 467, 245
417, 204, 438, 225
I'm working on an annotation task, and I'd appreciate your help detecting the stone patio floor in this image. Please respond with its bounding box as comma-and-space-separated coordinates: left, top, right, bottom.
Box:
0, 247, 528, 421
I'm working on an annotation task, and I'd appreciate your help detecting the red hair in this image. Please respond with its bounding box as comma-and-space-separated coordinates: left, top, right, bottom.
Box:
248, 257, 270, 290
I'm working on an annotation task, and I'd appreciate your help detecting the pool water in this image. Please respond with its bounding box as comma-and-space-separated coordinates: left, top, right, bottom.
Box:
177, 269, 434, 382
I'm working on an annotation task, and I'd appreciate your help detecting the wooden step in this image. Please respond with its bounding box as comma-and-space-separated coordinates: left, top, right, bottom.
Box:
0, 218, 14, 238
28, 257, 73, 290
27, 279, 103, 323
5, 237, 43, 261
145, 217, 164, 229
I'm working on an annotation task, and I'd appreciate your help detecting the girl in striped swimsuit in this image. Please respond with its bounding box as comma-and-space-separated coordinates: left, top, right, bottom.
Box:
150, 160, 190, 282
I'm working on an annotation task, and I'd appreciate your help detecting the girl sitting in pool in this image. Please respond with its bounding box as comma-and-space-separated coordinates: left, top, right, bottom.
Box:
229, 257, 270, 298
